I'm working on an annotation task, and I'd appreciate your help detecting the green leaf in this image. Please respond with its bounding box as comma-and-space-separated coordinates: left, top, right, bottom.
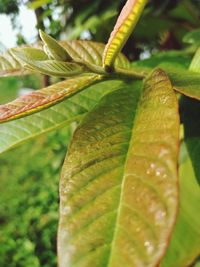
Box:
0, 80, 123, 154
103, 0, 147, 68
181, 96, 200, 185
39, 30, 72, 61
132, 58, 200, 100
161, 143, 200, 267
183, 29, 200, 45
58, 69, 180, 267
166, 68, 200, 100
0, 75, 101, 123
11, 48, 85, 77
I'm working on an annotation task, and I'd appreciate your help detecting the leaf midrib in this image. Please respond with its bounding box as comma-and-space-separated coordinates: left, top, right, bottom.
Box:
107, 87, 142, 266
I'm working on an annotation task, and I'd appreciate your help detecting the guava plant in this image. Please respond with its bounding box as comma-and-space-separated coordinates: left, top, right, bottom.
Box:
0, 0, 200, 266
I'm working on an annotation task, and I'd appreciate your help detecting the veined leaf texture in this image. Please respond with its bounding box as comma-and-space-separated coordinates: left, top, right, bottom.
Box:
58, 69, 180, 267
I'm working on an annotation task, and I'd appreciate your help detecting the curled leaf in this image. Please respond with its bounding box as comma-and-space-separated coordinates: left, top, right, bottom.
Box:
103, 0, 147, 68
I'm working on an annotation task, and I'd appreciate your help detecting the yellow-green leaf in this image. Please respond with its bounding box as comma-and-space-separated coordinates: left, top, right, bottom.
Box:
58, 69, 180, 267
103, 0, 147, 68
0, 75, 101, 123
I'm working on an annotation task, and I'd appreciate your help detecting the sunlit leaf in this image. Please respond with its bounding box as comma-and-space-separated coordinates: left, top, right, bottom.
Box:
58, 69, 179, 267
0, 75, 101, 123
161, 144, 200, 267
103, 0, 147, 68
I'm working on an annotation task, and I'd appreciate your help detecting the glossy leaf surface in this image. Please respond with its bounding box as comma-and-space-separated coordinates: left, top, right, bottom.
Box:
161, 144, 200, 267
0, 80, 123, 154
0, 75, 100, 123
59, 69, 179, 267
103, 0, 147, 68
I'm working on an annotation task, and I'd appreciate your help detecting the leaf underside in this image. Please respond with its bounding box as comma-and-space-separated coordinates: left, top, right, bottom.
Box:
0, 75, 100, 123
58, 69, 179, 267
103, 0, 147, 68
0, 80, 123, 154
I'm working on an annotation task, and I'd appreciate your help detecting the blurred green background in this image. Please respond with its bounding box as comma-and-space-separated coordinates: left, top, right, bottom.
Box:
0, 0, 200, 266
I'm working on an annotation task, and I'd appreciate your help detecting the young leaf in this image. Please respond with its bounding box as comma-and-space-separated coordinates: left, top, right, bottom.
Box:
10, 48, 85, 77
0, 80, 123, 154
39, 30, 72, 61
103, 0, 147, 69
0, 75, 101, 123
161, 144, 200, 267
58, 69, 180, 267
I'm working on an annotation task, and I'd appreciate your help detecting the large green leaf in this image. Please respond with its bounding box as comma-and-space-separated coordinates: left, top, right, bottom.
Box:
103, 0, 147, 68
58, 69, 180, 267
0, 80, 123, 154
0, 75, 101, 123
161, 144, 200, 267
